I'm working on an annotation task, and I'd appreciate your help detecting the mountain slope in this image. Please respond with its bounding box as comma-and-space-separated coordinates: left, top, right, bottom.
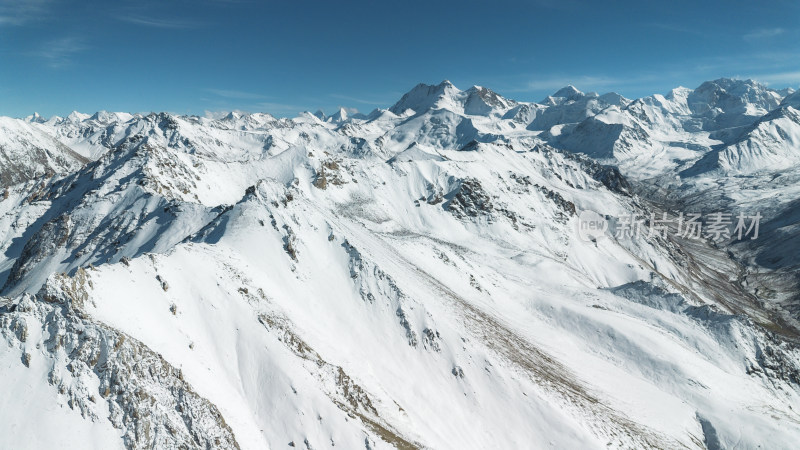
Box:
0, 117, 89, 188
1, 79, 800, 449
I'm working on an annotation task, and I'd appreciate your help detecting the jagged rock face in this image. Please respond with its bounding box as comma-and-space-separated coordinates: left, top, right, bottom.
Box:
0, 117, 89, 187
445, 178, 494, 218
1, 79, 800, 449
687, 78, 782, 124
686, 104, 800, 175
540, 78, 796, 177
529, 88, 629, 131
463, 86, 515, 116
1, 274, 239, 449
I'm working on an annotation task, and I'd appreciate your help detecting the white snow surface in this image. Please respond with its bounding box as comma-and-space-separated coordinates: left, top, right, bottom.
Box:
1, 78, 800, 449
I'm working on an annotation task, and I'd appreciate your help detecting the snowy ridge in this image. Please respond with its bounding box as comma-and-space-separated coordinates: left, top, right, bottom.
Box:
0, 117, 89, 187
685, 103, 800, 175
0, 78, 799, 449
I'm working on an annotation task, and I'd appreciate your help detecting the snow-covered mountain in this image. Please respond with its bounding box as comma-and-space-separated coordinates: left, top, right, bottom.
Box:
685, 97, 800, 176
1, 78, 799, 449
0, 117, 89, 187
546, 78, 794, 177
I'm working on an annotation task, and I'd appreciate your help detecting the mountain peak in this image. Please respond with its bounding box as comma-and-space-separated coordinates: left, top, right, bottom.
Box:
463, 85, 514, 114
781, 90, 800, 109
552, 85, 583, 98
2, 78, 800, 450
666, 86, 691, 100
539, 85, 585, 105
329, 107, 349, 122
689, 77, 782, 117
693, 78, 780, 99
438, 79, 455, 88
389, 80, 461, 115
67, 111, 90, 123
89, 110, 109, 122
25, 112, 46, 123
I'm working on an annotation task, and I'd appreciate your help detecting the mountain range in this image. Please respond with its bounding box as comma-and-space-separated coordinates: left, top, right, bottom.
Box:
1, 78, 799, 449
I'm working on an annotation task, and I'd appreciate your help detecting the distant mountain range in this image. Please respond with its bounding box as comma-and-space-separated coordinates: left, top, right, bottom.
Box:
1, 78, 799, 449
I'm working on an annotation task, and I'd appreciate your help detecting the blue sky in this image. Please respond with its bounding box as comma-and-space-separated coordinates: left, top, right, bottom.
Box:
1, 0, 798, 118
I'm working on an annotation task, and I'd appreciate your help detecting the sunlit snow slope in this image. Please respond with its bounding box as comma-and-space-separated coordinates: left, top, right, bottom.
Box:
1, 79, 800, 449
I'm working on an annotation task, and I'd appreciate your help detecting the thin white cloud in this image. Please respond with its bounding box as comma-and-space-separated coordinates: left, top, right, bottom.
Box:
329, 93, 394, 106
747, 70, 800, 87
0, 0, 51, 26
205, 88, 268, 100
117, 14, 199, 29
690, 51, 800, 89
202, 98, 308, 117
524, 75, 624, 92
743, 28, 785, 41
252, 101, 307, 116
505, 48, 800, 98
515, 74, 661, 95
203, 88, 311, 116
36, 37, 87, 68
